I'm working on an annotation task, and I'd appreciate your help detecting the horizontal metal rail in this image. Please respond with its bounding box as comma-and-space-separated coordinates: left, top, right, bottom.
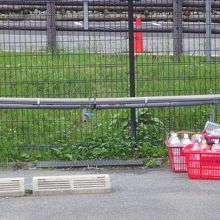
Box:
0, 5, 210, 13
1, 0, 220, 8
0, 4, 218, 11
0, 95, 219, 109
1, 14, 220, 24
1, 23, 220, 34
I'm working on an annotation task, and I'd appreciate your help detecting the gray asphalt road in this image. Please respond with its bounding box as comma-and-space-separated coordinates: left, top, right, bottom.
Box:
0, 168, 220, 220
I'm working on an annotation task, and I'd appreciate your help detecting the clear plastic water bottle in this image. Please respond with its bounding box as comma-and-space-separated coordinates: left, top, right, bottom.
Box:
180, 133, 191, 146
169, 133, 181, 147
191, 134, 203, 144
191, 139, 201, 151
211, 140, 220, 152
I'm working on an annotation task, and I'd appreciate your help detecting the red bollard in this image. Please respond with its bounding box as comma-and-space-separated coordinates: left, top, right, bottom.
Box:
134, 16, 144, 54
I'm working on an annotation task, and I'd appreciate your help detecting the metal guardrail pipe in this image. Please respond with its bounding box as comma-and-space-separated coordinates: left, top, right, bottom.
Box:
0, 104, 88, 109
0, 101, 217, 109
96, 101, 220, 109
0, 97, 93, 105
1, 22, 220, 34
1, 0, 220, 8
1, 14, 220, 24
0, 95, 219, 109
0, 5, 208, 13
55, 26, 220, 34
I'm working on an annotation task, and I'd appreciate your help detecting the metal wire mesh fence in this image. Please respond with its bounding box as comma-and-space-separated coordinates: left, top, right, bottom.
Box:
0, 0, 219, 149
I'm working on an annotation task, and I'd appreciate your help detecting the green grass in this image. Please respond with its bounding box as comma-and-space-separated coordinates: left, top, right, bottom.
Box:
0, 51, 220, 162
1, 52, 220, 98
0, 51, 129, 98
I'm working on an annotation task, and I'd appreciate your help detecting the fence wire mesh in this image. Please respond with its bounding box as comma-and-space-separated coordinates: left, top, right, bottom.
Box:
0, 0, 219, 149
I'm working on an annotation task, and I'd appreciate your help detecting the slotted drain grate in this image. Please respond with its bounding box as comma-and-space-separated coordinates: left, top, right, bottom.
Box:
37, 159, 144, 169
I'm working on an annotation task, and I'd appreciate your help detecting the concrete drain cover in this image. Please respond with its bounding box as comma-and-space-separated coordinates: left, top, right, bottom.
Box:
33, 174, 111, 196
0, 178, 25, 197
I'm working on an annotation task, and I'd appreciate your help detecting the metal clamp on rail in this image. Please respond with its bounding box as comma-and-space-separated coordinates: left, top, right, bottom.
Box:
88, 98, 92, 108
145, 97, 148, 105
211, 99, 218, 105
92, 98, 97, 109
37, 98, 41, 106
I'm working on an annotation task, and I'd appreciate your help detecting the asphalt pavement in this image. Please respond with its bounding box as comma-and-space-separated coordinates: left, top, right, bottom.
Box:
0, 168, 220, 220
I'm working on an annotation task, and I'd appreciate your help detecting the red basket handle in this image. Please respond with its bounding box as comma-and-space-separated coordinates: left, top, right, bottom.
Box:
164, 140, 169, 147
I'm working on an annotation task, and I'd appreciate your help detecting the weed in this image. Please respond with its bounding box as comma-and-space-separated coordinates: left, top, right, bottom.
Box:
145, 159, 160, 168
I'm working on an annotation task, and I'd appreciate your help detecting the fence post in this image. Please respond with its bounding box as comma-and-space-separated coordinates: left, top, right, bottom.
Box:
173, 0, 183, 58
47, 1, 56, 51
128, 0, 136, 140
205, 0, 215, 121
205, 0, 212, 61
83, 0, 89, 30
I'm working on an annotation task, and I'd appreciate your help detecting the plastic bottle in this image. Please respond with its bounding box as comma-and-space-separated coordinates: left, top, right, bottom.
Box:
168, 132, 175, 142
169, 133, 181, 147
211, 140, 220, 152
191, 134, 203, 144
180, 133, 191, 146
200, 139, 210, 151
190, 139, 201, 151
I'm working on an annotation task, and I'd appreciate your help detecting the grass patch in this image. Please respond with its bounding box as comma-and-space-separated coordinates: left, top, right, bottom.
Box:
0, 51, 219, 161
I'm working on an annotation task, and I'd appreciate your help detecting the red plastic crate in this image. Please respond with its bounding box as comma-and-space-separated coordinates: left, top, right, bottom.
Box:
183, 144, 220, 179
165, 141, 187, 173
205, 134, 220, 142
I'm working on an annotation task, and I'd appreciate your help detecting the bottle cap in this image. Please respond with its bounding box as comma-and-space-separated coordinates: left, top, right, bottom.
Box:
202, 139, 207, 144
183, 133, 188, 138
171, 132, 177, 137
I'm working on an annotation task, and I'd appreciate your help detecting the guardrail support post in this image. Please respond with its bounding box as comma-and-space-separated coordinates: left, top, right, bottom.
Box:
205, 0, 215, 121
83, 0, 89, 30
173, 0, 183, 58
205, 0, 212, 61
47, 1, 56, 51
128, 0, 136, 141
